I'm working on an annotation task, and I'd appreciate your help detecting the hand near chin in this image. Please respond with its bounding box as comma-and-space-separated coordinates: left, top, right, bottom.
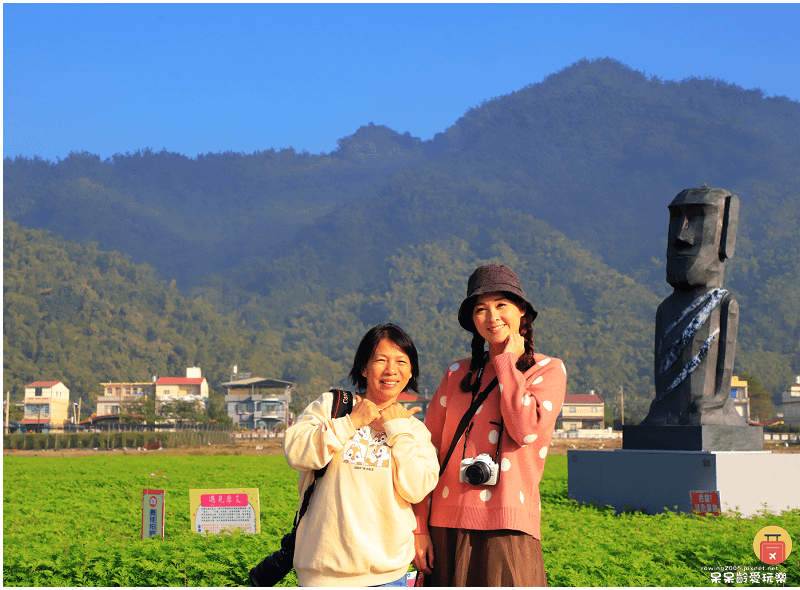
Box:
350, 395, 381, 429
503, 333, 525, 359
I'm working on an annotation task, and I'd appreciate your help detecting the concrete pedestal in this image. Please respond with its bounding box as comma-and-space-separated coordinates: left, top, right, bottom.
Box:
567, 449, 800, 517
623, 424, 764, 451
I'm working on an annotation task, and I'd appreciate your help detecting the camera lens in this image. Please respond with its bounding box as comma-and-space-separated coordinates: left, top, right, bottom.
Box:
465, 461, 491, 485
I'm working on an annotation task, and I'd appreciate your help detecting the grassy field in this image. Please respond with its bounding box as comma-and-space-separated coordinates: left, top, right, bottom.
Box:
3, 451, 798, 586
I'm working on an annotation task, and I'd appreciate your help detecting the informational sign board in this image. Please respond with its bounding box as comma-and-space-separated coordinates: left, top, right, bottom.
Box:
141, 489, 165, 539
690, 490, 721, 516
189, 488, 260, 535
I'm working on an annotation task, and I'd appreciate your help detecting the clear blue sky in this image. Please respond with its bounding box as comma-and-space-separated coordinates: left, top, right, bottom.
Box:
4, 2, 799, 162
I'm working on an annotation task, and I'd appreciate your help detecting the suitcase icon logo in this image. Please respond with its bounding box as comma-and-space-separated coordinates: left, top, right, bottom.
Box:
760, 534, 785, 565
754, 526, 792, 565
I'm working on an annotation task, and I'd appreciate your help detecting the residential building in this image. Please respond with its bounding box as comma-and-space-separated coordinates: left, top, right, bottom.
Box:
20, 381, 71, 432
730, 375, 752, 420
96, 381, 156, 416
222, 370, 292, 430
780, 376, 800, 427
155, 367, 209, 421
560, 392, 604, 430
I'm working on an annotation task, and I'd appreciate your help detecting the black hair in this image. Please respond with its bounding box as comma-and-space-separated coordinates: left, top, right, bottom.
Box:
459, 292, 536, 392
349, 323, 420, 393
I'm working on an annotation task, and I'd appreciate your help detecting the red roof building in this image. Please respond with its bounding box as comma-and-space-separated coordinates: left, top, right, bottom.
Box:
560, 393, 605, 430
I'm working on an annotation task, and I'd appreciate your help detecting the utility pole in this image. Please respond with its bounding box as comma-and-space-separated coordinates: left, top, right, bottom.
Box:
620, 386, 625, 426
5, 391, 9, 435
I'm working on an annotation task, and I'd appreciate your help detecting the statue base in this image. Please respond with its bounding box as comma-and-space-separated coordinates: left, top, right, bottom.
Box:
622, 424, 763, 451
568, 449, 800, 517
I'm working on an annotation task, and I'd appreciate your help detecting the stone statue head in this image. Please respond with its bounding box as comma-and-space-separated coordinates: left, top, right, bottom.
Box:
665, 187, 739, 290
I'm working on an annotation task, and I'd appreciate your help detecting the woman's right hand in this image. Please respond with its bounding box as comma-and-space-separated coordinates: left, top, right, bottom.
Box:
349, 395, 382, 429
413, 534, 434, 574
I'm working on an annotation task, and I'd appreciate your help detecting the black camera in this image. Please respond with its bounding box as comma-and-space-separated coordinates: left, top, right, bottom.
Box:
248, 529, 296, 586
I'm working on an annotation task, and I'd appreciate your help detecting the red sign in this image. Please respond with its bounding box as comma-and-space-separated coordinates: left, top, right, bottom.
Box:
690, 490, 721, 516
200, 493, 248, 507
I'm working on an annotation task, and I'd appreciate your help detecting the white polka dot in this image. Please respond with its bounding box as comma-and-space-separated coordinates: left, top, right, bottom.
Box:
533, 376, 543, 385
499, 383, 504, 393
523, 433, 538, 444
539, 446, 548, 459
537, 358, 552, 366
488, 430, 499, 444
520, 491, 525, 504
501, 458, 511, 471
475, 404, 483, 414
561, 362, 567, 374
522, 395, 531, 406
543, 400, 553, 411
440, 396, 447, 408
480, 490, 492, 502
449, 362, 460, 372
442, 486, 449, 499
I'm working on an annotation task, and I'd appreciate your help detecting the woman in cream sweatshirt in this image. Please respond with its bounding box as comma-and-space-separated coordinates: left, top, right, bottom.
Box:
284, 324, 439, 587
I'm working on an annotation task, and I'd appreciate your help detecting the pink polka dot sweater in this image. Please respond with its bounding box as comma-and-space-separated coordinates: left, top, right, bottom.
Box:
413, 351, 567, 540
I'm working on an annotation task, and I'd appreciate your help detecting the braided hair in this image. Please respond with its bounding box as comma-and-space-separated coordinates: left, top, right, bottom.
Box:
459, 293, 536, 392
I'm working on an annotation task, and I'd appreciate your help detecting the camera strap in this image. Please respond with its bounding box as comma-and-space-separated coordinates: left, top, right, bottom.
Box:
438, 360, 498, 477
292, 388, 354, 528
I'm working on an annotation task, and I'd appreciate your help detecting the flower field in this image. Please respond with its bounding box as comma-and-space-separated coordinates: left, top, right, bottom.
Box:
3, 452, 798, 587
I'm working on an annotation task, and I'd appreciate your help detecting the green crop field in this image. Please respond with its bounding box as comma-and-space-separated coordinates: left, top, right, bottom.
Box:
3, 453, 798, 587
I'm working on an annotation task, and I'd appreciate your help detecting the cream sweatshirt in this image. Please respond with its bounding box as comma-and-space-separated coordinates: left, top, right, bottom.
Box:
284, 391, 439, 587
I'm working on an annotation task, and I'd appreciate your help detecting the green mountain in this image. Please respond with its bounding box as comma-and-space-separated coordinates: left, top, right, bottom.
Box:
4, 58, 799, 416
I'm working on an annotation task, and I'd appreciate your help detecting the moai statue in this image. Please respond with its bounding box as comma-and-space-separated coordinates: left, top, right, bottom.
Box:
625, 186, 762, 450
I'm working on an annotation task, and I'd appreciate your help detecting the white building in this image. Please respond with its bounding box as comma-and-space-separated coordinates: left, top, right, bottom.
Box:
780, 376, 800, 427
21, 381, 71, 432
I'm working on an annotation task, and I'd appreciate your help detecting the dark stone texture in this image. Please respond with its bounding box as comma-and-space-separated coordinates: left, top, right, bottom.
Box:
623, 424, 764, 451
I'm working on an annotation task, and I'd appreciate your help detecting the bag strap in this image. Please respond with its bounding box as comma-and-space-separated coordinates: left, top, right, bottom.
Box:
314, 388, 354, 478
438, 364, 498, 477
292, 388, 355, 528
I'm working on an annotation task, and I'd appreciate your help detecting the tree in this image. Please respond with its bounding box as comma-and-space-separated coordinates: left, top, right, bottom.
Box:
738, 372, 774, 423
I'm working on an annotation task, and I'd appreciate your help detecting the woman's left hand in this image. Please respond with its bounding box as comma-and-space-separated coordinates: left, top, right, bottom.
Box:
503, 333, 525, 360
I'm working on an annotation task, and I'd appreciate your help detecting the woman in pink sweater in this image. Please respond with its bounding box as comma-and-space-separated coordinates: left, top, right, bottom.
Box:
412, 265, 567, 586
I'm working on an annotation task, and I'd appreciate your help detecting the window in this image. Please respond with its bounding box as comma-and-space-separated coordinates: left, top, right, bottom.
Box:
569, 406, 576, 413
591, 407, 598, 413
35, 387, 43, 397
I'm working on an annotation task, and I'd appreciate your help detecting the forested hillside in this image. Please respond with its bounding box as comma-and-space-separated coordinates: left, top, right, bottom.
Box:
2, 220, 344, 414
4, 58, 799, 416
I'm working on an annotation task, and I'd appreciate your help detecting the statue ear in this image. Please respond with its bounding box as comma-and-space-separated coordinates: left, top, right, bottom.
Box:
720, 194, 739, 260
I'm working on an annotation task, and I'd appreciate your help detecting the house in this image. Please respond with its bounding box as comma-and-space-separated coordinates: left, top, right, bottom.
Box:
96, 381, 156, 416
730, 375, 752, 420
155, 367, 209, 421
398, 391, 430, 423
20, 381, 71, 433
780, 376, 800, 427
560, 392, 604, 430
222, 368, 293, 430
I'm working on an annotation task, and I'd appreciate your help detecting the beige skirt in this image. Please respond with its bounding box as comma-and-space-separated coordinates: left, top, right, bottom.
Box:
427, 526, 547, 587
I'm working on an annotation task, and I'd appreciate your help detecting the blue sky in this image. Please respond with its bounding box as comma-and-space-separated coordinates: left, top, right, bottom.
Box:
4, 2, 800, 162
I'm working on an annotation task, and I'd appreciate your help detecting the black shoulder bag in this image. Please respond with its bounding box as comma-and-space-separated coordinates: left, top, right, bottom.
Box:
248, 389, 354, 587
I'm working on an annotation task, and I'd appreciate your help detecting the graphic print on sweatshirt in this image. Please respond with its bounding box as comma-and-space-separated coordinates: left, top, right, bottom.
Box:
342, 426, 390, 469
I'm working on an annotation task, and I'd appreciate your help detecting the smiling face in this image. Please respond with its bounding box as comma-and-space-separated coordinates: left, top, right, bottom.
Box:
472, 292, 525, 352
361, 338, 412, 408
